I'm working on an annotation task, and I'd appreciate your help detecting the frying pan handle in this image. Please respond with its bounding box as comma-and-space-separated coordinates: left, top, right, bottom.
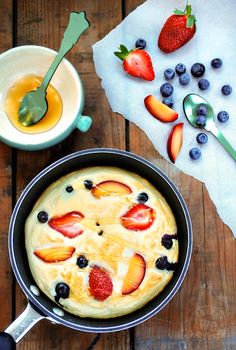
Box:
1, 302, 44, 345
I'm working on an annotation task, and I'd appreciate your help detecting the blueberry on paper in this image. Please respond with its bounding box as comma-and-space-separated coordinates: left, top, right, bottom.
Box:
198, 78, 210, 90
196, 133, 208, 144
191, 63, 205, 78
162, 97, 174, 108
164, 68, 175, 80
221, 85, 232, 96
217, 111, 229, 123
175, 63, 186, 75
179, 73, 190, 86
160, 83, 174, 97
189, 148, 201, 160
211, 58, 222, 69
135, 38, 146, 49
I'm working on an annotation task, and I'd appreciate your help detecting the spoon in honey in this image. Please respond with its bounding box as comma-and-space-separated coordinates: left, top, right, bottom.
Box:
18, 11, 90, 127
183, 93, 236, 161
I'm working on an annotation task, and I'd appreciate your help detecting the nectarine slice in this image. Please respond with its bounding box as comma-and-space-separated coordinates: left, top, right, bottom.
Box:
167, 123, 184, 163
122, 253, 146, 295
144, 95, 178, 122
34, 246, 75, 263
92, 180, 132, 198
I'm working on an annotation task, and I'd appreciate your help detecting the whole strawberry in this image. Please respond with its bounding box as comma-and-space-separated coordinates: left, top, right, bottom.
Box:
158, 3, 196, 54
114, 44, 155, 81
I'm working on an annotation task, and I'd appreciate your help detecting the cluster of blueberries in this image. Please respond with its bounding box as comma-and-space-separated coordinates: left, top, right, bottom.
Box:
135, 39, 232, 161
160, 59, 232, 109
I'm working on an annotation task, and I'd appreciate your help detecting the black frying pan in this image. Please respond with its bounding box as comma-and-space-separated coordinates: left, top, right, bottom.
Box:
0, 148, 192, 349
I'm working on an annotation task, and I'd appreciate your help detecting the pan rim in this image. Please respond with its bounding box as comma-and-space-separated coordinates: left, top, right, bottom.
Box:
8, 148, 192, 332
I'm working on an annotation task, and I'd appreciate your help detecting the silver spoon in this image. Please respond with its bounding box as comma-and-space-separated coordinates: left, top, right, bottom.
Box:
183, 93, 236, 161
18, 11, 90, 126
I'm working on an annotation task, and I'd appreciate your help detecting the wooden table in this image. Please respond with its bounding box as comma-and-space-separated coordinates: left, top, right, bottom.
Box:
0, 1, 235, 349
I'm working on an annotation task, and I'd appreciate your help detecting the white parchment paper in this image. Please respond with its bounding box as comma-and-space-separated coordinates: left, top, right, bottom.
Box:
92, 0, 236, 236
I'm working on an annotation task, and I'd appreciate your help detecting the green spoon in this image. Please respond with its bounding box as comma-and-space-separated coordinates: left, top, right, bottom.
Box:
18, 11, 90, 127
183, 93, 236, 161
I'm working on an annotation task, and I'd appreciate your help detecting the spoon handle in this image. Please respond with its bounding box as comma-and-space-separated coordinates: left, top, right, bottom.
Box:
39, 11, 90, 92
210, 124, 236, 161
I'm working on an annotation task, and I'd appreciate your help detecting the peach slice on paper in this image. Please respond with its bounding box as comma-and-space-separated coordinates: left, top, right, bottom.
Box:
91, 180, 132, 198
167, 123, 184, 163
121, 253, 146, 295
144, 95, 178, 122
34, 246, 75, 263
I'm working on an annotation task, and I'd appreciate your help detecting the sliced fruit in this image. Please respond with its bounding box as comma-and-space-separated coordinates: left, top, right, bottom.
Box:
89, 265, 113, 301
144, 95, 178, 122
167, 123, 184, 163
48, 211, 84, 238
122, 253, 146, 295
92, 180, 132, 198
114, 44, 155, 81
121, 203, 155, 231
34, 246, 75, 263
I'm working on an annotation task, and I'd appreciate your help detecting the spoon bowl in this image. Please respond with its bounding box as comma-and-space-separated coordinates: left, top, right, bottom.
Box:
183, 93, 236, 161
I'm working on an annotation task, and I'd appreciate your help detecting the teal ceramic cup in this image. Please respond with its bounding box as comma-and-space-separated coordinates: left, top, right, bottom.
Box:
0, 45, 92, 150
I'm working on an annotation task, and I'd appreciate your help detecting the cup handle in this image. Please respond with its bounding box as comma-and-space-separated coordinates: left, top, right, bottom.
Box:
76, 115, 92, 133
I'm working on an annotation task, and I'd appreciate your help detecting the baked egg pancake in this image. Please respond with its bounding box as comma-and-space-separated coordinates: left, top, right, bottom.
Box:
25, 167, 178, 318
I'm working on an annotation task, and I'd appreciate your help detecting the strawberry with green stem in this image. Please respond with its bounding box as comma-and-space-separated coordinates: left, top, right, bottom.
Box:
114, 45, 155, 81
158, 2, 196, 53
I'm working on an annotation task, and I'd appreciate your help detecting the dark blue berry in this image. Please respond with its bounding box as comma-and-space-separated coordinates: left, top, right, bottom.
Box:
77, 255, 89, 268
135, 38, 146, 49
155, 256, 177, 271
137, 192, 149, 203
217, 111, 229, 123
221, 85, 232, 96
162, 97, 173, 108
175, 63, 186, 76
196, 104, 208, 116
189, 148, 201, 160
164, 68, 175, 80
66, 185, 73, 193
211, 58, 222, 69
55, 282, 70, 300
179, 73, 190, 86
196, 133, 208, 144
37, 211, 48, 223
196, 115, 207, 127
191, 63, 205, 78
84, 180, 93, 190
160, 83, 174, 97
161, 234, 178, 249
198, 78, 210, 90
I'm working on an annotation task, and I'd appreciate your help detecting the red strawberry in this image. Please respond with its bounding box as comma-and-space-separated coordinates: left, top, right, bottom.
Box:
48, 211, 84, 238
114, 45, 155, 81
89, 265, 113, 301
158, 4, 196, 53
121, 203, 155, 231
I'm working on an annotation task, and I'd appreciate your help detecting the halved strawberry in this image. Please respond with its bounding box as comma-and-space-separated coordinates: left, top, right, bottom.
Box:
167, 123, 184, 163
121, 203, 155, 231
89, 265, 113, 301
122, 253, 146, 295
91, 180, 132, 198
144, 95, 178, 122
48, 211, 84, 238
114, 44, 155, 81
34, 246, 75, 263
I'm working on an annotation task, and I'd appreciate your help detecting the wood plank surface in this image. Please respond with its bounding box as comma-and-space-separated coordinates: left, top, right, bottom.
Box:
0, 0, 13, 331
0, 0, 235, 349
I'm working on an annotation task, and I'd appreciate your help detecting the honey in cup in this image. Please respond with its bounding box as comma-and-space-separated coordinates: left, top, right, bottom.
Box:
4, 75, 63, 134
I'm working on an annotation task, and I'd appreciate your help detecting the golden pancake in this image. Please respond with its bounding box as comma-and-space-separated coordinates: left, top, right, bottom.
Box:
25, 167, 178, 318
